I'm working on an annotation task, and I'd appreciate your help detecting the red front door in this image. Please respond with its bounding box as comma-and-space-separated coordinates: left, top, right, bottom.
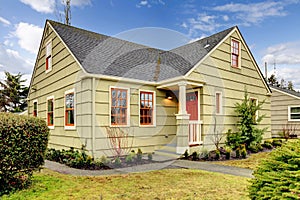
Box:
186, 92, 198, 120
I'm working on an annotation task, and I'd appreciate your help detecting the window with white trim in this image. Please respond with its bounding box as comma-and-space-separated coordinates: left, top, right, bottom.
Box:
231, 39, 240, 68
140, 91, 155, 126
288, 106, 300, 121
47, 96, 54, 128
215, 92, 222, 115
111, 87, 129, 126
65, 89, 75, 128
33, 100, 38, 117
250, 97, 258, 122
45, 41, 52, 73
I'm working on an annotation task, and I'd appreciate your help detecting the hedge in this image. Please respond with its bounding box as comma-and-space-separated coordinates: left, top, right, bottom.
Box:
0, 113, 49, 195
249, 140, 300, 199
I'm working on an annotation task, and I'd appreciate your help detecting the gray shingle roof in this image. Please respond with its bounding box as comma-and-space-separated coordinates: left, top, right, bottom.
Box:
270, 85, 300, 98
49, 20, 234, 82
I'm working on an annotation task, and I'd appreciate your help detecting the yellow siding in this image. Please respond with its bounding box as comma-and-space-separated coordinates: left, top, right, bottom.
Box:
27, 23, 84, 151
188, 29, 271, 147
271, 89, 300, 137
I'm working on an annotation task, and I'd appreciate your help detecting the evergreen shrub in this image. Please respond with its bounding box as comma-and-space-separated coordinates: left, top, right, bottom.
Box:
249, 140, 300, 199
0, 113, 49, 195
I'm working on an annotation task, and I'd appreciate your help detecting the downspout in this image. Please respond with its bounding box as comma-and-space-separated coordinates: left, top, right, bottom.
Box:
92, 77, 96, 157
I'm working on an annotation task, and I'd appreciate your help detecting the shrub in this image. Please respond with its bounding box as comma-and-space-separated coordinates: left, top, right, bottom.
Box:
183, 149, 189, 159
99, 155, 110, 166
136, 148, 143, 162
199, 148, 209, 160
272, 139, 283, 147
215, 150, 220, 160
113, 157, 122, 167
226, 89, 267, 149
225, 147, 232, 160
249, 140, 300, 199
248, 143, 259, 153
235, 148, 240, 158
125, 154, 133, 164
191, 151, 198, 161
225, 129, 242, 150
0, 113, 49, 195
147, 153, 153, 161
241, 145, 247, 159
262, 140, 273, 149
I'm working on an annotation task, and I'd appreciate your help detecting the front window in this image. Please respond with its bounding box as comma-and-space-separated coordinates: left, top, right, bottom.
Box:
289, 106, 300, 121
215, 92, 222, 115
250, 98, 258, 122
65, 91, 74, 127
47, 97, 54, 127
231, 39, 240, 68
140, 91, 154, 125
45, 41, 52, 72
111, 88, 128, 126
33, 101, 37, 117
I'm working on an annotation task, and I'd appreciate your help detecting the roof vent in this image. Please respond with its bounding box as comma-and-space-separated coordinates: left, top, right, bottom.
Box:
204, 43, 210, 49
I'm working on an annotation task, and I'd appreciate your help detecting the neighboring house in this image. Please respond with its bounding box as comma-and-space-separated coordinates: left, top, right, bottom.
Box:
27, 20, 271, 157
270, 85, 300, 137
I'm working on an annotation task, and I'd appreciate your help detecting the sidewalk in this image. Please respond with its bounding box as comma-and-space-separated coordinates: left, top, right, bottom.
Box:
44, 154, 254, 178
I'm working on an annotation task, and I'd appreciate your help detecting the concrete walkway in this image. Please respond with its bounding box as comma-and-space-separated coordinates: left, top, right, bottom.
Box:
44, 156, 254, 178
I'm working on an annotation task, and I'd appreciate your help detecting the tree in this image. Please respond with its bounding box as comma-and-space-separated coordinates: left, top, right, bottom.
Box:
226, 89, 267, 149
267, 74, 279, 86
0, 71, 29, 112
287, 81, 295, 91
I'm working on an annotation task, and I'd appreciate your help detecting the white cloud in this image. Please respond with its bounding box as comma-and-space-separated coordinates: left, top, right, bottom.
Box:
262, 41, 300, 90
14, 22, 43, 54
262, 41, 300, 65
212, 1, 289, 25
0, 16, 11, 26
68, 0, 92, 7
185, 13, 221, 35
136, 0, 165, 8
0, 47, 34, 75
20, 0, 55, 13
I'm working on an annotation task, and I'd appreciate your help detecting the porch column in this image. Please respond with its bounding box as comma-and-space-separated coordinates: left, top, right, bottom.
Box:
178, 82, 187, 115
175, 82, 190, 154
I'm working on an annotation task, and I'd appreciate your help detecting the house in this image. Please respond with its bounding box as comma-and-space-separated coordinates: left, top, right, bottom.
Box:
27, 20, 271, 157
270, 85, 300, 137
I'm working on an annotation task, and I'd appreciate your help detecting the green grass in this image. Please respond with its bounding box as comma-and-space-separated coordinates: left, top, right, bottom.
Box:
2, 168, 250, 200
212, 151, 271, 170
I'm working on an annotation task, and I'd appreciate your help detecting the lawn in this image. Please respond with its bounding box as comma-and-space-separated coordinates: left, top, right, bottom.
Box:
212, 151, 271, 170
2, 168, 250, 200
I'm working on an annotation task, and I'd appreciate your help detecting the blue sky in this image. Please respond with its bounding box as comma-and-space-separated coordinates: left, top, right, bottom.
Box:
0, 0, 300, 90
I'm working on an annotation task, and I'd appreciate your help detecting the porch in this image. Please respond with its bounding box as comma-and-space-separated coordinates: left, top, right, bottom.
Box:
157, 79, 204, 154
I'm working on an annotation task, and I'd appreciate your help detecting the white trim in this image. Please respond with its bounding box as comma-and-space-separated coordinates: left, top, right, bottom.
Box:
250, 97, 258, 122
33, 99, 38, 117
271, 87, 300, 100
288, 105, 300, 122
139, 89, 156, 127
45, 39, 52, 73
184, 27, 271, 94
47, 21, 89, 75
46, 95, 55, 129
109, 86, 130, 127
64, 89, 76, 130
230, 38, 241, 69
215, 92, 222, 115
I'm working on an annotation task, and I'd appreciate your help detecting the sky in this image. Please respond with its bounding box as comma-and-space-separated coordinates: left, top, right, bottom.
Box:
0, 0, 300, 90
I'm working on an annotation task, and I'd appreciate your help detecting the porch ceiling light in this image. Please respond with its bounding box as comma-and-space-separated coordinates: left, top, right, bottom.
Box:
166, 92, 173, 100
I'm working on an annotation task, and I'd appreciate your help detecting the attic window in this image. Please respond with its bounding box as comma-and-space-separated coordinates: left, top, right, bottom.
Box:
231, 39, 240, 68
45, 41, 52, 73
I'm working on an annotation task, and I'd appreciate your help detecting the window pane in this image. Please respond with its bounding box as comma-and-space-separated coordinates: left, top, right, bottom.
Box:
111, 88, 127, 125
291, 114, 300, 119
65, 93, 74, 108
291, 107, 300, 113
